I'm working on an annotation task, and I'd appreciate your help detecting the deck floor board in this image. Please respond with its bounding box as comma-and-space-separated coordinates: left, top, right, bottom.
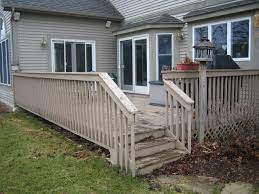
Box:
126, 94, 166, 133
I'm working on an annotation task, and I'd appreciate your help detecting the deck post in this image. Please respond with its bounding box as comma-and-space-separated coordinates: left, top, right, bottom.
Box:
198, 62, 207, 143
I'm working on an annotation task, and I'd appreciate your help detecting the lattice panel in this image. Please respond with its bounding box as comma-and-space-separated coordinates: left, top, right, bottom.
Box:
191, 116, 258, 140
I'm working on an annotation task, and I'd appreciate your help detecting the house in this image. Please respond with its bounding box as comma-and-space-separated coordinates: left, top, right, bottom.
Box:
1, 0, 258, 176
0, 0, 258, 108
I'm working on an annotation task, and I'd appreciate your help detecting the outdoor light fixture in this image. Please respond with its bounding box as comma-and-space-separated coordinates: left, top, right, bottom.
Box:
13, 12, 20, 21
105, 20, 112, 28
177, 31, 184, 40
41, 37, 47, 48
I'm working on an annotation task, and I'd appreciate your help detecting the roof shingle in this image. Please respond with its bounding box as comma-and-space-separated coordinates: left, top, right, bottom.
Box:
119, 14, 184, 31
2, 0, 123, 21
184, 0, 257, 19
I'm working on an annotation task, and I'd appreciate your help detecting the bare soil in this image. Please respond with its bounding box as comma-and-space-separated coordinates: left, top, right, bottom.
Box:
151, 135, 258, 185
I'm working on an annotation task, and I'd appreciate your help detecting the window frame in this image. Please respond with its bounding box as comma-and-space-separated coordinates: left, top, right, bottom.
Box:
0, 38, 10, 86
192, 17, 251, 61
0, 16, 10, 86
156, 33, 174, 80
51, 38, 96, 72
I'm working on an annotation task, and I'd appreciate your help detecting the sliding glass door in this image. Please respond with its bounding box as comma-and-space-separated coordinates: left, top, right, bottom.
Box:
52, 40, 95, 73
120, 40, 133, 91
119, 35, 149, 94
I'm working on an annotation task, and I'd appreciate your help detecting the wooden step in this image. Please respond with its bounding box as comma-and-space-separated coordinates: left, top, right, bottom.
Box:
136, 149, 186, 175
135, 125, 165, 143
135, 136, 175, 158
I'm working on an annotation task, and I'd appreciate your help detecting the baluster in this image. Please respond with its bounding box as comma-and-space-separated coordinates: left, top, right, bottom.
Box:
93, 82, 97, 141
165, 91, 169, 128
175, 101, 179, 139
96, 83, 101, 142
87, 82, 93, 138
187, 109, 192, 152
170, 95, 174, 135
124, 116, 129, 172
234, 76, 238, 116
181, 106, 185, 145
113, 102, 118, 165
130, 114, 136, 177
100, 87, 105, 144
119, 110, 123, 169
208, 77, 212, 129
105, 92, 110, 146
195, 78, 199, 131
109, 96, 113, 146
212, 77, 216, 128
84, 81, 89, 137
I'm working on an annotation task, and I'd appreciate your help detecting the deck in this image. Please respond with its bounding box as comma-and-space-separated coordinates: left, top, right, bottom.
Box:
126, 93, 166, 134
13, 70, 259, 176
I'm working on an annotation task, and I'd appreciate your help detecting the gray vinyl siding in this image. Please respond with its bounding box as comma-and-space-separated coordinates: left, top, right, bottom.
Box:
0, 6, 14, 108
0, 84, 14, 107
16, 12, 119, 73
173, 13, 189, 62
112, 0, 251, 64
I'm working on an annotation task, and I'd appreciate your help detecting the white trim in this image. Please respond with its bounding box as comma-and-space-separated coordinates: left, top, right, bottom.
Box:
118, 34, 150, 94
51, 38, 96, 72
192, 16, 251, 61
156, 33, 174, 80
0, 16, 6, 40
0, 39, 11, 86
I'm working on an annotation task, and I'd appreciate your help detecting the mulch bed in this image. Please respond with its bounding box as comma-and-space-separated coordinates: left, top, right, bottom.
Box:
151, 135, 258, 185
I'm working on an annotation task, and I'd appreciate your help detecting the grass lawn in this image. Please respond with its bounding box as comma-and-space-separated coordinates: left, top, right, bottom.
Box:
0, 111, 154, 194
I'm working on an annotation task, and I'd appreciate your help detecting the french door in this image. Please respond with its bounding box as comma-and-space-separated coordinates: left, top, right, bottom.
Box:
119, 35, 149, 94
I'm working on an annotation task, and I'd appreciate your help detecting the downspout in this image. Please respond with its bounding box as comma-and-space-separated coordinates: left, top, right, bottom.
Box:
10, 7, 19, 72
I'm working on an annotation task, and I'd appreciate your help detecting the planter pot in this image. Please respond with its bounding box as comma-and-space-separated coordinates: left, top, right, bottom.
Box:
176, 63, 199, 70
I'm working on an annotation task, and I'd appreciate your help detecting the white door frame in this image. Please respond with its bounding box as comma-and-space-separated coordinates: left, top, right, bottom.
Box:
118, 34, 150, 94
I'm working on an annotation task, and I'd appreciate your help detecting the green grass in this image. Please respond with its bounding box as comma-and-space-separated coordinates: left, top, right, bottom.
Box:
0, 111, 153, 194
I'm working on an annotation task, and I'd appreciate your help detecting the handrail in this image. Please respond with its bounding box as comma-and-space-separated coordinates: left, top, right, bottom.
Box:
162, 69, 259, 79
164, 80, 194, 110
162, 69, 259, 142
14, 72, 137, 116
13, 72, 137, 176
164, 79, 194, 153
98, 73, 137, 116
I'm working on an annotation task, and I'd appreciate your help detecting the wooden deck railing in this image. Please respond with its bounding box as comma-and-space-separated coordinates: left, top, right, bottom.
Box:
164, 80, 194, 153
13, 72, 138, 176
163, 69, 259, 141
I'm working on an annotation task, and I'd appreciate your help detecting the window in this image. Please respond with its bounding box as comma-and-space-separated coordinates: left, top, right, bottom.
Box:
231, 20, 249, 58
0, 17, 9, 85
157, 34, 173, 80
52, 39, 95, 72
193, 17, 251, 60
0, 18, 6, 40
194, 27, 208, 45
212, 23, 227, 55
0, 39, 10, 85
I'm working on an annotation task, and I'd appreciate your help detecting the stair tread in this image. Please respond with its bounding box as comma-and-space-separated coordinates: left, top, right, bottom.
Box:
135, 125, 165, 134
135, 136, 174, 151
136, 149, 186, 169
